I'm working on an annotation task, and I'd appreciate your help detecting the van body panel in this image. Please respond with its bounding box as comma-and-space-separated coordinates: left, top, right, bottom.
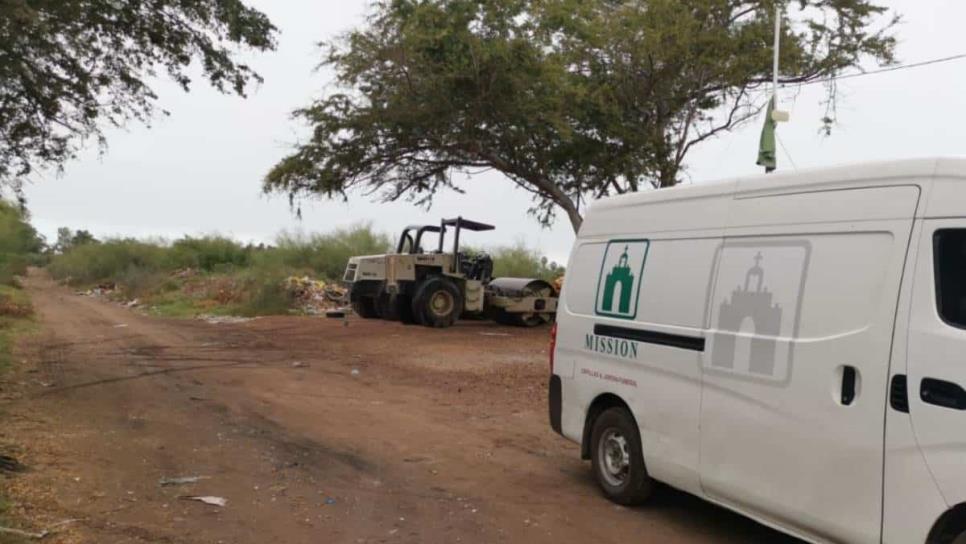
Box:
553, 158, 966, 544
907, 218, 966, 508
558, 233, 722, 495
884, 219, 950, 543
581, 181, 735, 238
924, 175, 966, 219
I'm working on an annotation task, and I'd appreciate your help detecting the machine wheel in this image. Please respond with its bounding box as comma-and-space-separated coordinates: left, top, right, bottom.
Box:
351, 297, 378, 319
489, 308, 550, 327
395, 294, 418, 324
590, 407, 653, 505
374, 292, 400, 321
412, 277, 463, 328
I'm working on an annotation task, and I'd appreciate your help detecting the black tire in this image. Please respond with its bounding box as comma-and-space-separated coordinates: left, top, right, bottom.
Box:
351, 297, 378, 319
395, 294, 418, 325
374, 292, 399, 321
489, 308, 548, 327
590, 407, 653, 505
412, 276, 463, 328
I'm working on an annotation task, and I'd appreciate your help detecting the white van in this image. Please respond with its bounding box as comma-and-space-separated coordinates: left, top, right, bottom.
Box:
549, 158, 966, 544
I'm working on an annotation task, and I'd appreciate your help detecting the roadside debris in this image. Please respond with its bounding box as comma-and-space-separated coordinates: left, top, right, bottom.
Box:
351, 368, 360, 377
0, 519, 80, 540
81, 282, 116, 297
283, 276, 346, 314
291, 361, 308, 368
159, 475, 209, 487
197, 315, 254, 325
0, 454, 25, 473
180, 495, 227, 507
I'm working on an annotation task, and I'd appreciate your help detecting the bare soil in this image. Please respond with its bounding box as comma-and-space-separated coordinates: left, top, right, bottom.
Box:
0, 273, 799, 543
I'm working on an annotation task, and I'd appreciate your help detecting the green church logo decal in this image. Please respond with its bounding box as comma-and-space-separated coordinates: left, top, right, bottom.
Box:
595, 240, 649, 319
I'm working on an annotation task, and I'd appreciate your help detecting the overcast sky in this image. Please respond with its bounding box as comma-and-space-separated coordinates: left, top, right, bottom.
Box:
22, 0, 966, 263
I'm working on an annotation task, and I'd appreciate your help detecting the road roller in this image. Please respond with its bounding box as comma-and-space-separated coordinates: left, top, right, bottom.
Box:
342, 217, 558, 328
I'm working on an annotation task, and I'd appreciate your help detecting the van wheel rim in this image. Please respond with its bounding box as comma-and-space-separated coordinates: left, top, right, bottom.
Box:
429, 291, 454, 317
598, 428, 630, 487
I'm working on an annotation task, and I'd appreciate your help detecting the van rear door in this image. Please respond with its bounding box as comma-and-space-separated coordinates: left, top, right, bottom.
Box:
698, 185, 919, 543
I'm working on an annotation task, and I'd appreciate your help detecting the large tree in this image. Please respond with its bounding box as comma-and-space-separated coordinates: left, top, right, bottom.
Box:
0, 0, 277, 194
266, 0, 896, 233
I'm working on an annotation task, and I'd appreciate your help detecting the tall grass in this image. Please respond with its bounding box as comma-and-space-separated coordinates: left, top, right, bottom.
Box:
258, 225, 393, 279
47, 239, 167, 286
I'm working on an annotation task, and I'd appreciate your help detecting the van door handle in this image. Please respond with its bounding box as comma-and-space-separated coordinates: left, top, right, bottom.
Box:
841, 366, 857, 406
920, 378, 966, 411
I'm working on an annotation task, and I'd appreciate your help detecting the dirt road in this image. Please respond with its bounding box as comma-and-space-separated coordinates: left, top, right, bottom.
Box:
0, 274, 799, 543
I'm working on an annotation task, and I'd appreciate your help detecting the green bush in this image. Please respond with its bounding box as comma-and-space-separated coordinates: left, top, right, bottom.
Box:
259, 223, 393, 280
0, 200, 44, 285
489, 243, 565, 281
48, 239, 166, 285
169, 236, 252, 272
235, 270, 295, 316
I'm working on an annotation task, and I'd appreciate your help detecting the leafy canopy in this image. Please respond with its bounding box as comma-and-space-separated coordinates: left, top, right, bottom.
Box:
0, 0, 277, 192
266, 0, 896, 232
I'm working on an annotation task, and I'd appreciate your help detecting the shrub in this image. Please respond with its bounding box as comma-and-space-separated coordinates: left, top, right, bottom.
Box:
48, 239, 166, 285
235, 271, 295, 316
169, 236, 252, 272
490, 242, 565, 281
0, 200, 44, 285
261, 223, 393, 280
0, 286, 32, 318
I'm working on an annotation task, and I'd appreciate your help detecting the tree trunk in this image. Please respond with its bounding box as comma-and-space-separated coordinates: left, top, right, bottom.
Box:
563, 200, 583, 234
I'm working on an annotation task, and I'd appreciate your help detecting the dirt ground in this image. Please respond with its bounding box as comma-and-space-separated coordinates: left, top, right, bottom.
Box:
0, 273, 800, 543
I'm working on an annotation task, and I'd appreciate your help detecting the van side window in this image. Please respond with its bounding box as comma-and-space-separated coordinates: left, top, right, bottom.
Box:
935, 229, 966, 329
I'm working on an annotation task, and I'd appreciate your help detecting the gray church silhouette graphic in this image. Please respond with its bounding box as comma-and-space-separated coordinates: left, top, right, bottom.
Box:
602, 246, 634, 315
712, 253, 783, 376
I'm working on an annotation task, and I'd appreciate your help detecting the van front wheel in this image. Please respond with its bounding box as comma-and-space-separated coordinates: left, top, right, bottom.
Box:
590, 407, 653, 505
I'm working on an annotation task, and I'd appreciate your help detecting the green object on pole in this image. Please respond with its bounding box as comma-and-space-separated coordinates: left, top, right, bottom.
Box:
757, 96, 777, 173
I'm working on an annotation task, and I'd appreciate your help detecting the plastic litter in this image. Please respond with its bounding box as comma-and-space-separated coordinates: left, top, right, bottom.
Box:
180, 495, 227, 507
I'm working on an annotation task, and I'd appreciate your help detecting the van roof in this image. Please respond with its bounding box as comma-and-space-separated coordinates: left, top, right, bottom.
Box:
592, 157, 966, 210
580, 157, 966, 237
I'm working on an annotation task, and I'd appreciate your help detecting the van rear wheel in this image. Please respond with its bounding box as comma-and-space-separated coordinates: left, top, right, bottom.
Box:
590, 407, 653, 505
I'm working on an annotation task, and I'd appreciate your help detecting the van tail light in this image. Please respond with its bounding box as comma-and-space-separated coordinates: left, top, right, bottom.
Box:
549, 322, 558, 374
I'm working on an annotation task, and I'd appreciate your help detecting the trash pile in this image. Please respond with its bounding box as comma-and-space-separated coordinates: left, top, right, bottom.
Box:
80, 282, 116, 297
283, 276, 346, 315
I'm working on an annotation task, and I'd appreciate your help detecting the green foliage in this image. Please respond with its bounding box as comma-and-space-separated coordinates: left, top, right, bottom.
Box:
46, 225, 394, 316
266, 0, 897, 232
54, 227, 98, 254
0, 201, 44, 285
47, 239, 167, 286
0, 285, 33, 380
0, 0, 277, 190
490, 244, 565, 282
235, 270, 296, 317
169, 236, 253, 272
259, 224, 393, 279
